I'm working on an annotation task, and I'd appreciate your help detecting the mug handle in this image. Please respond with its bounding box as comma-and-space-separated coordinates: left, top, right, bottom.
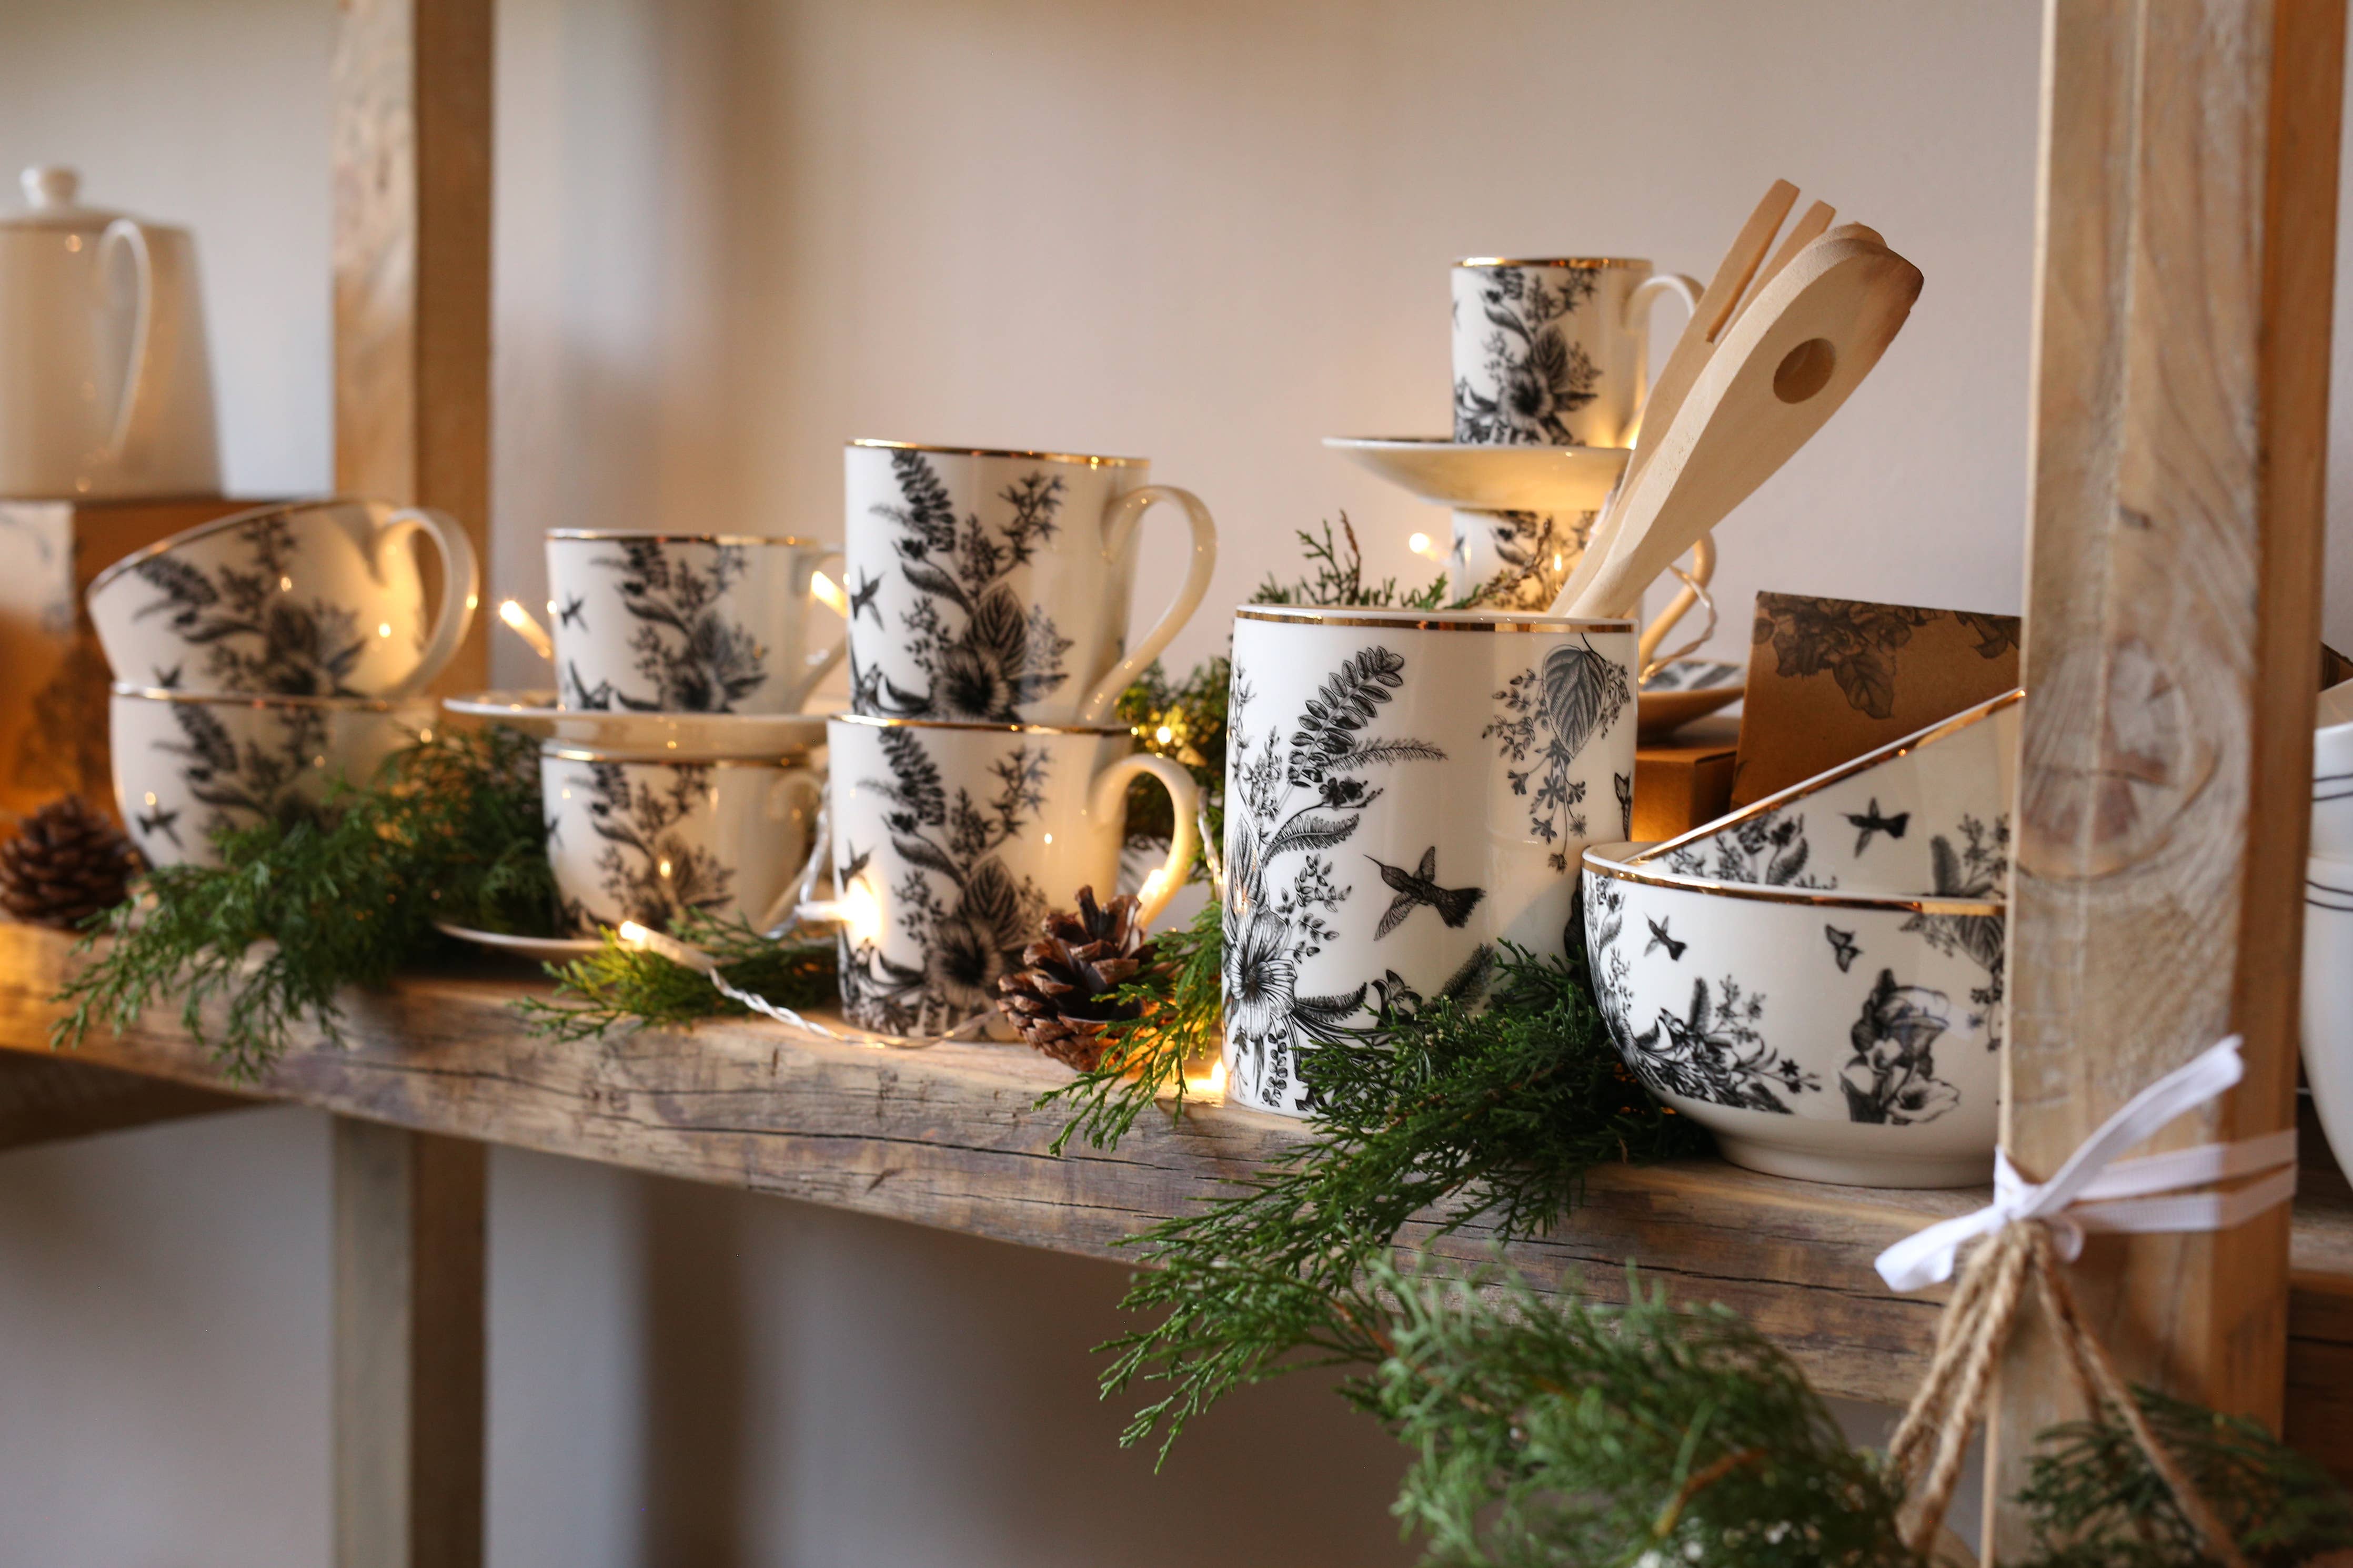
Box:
1637, 532, 1717, 679
790, 548, 850, 709
1074, 485, 1218, 726
96, 219, 156, 463
370, 506, 482, 700
753, 771, 829, 931
1623, 271, 1702, 440
1088, 753, 1201, 928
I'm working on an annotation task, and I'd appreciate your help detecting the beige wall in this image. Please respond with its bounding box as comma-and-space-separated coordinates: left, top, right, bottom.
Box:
1, 0, 2332, 1559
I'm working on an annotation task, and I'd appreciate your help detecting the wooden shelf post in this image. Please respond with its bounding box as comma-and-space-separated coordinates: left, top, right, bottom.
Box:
1992, 0, 2345, 1552
329, 1, 492, 1562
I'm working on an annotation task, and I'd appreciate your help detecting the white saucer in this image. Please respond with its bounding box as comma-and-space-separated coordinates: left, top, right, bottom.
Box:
1322, 437, 1631, 512
1636, 658, 1745, 743
441, 691, 829, 756
435, 922, 602, 964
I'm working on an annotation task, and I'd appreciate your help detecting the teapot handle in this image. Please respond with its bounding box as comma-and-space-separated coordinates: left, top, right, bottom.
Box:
96, 220, 156, 463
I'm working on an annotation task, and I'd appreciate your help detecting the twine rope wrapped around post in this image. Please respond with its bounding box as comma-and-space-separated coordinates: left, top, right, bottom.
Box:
1872, 1037, 2299, 1560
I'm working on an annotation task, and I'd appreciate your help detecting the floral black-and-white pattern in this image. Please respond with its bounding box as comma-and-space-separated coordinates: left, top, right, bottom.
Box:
838, 725, 1052, 1034
1223, 645, 1455, 1108
1839, 969, 1962, 1125
1660, 808, 1833, 887
561, 761, 736, 932
1483, 638, 1632, 870
564, 541, 769, 713
1452, 510, 1591, 611
849, 449, 1076, 722
1453, 267, 1602, 445
1899, 813, 2009, 1048
131, 514, 370, 696
155, 700, 328, 841
1751, 594, 2020, 721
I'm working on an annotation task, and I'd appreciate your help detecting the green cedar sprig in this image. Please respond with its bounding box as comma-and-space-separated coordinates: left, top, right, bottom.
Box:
512, 911, 836, 1042
1097, 943, 1708, 1459
51, 725, 556, 1080
1252, 513, 1447, 611
1358, 1256, 1918, 1568
1036, 894, 1223, 1155
2011, 1386, 2353, 1567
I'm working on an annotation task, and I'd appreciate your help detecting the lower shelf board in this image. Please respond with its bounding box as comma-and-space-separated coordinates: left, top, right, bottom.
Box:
0, 920, 2345, 1471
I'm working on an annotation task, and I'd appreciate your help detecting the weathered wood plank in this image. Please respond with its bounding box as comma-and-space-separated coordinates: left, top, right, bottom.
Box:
1996, 0, 2345, 1548
0, 1050, 250, 1152
3, 922, 2348, 1467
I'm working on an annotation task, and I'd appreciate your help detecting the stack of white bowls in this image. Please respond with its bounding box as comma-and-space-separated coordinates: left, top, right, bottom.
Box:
87, 499, 477, 867
1581, 690, 2021, 1188
2304, 682, 2353, 1179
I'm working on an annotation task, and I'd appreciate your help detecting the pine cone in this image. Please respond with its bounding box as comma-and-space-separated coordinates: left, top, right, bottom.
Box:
0, 796, 140, 930
997, 885, 1159, 1070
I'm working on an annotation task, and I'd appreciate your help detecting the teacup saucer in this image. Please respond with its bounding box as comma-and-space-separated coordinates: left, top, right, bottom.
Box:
1322, 436, 1631, 512
434, 922, 602, 964
1636, 657, 1745, 743
441, 690, 829, 756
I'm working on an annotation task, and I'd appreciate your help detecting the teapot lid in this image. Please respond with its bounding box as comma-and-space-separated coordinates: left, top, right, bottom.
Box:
7, 166, 126, 232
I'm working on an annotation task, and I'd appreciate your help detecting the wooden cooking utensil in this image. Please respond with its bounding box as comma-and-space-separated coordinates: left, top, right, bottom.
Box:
1552, 228, 1923, 625
1729, 199, 1838, 329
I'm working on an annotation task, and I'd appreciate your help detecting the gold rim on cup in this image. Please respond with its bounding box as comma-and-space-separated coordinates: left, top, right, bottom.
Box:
827, 713, 1138, 739
1583, 847, 2004, 916
848, 438, 1148, 469
1235, 606, 1636, 635
1453, 256, 1653, 270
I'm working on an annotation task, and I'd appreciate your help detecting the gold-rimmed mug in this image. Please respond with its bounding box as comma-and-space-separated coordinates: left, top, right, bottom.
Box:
1451, 257, 1699, 449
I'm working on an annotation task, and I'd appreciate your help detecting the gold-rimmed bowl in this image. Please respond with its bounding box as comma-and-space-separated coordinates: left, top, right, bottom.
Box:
1582, 839, 2004, 1188
1638, 689, 2020, 897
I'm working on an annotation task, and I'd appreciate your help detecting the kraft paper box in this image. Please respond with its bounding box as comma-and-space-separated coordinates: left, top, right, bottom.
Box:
1633, 714, 1738, 842
0, 497, 258, 826
1731, 591, 2022, 806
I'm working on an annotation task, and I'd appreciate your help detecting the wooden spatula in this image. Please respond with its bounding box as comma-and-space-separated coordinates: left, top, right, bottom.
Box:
1552, 228, 1923, 621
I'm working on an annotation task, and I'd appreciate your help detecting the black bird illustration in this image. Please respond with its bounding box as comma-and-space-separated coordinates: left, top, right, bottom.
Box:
847, 569, 886, 626
1844, 797, 1910, 855
839, 842, 873, 888
153, 663, 183, 690
1367, 846, 1484, 938
556, 594, 587, 630
137, 806, 182, 847
1825, 924, 1861, 972
1644, 915, 1686, 960
1615, 771, 1634, 838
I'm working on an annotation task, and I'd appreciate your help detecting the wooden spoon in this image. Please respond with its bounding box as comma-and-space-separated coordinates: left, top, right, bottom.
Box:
1553, 228, 1923, 621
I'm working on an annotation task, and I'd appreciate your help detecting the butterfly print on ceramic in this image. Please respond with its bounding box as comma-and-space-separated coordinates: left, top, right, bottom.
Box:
1825, 924, 1862, 973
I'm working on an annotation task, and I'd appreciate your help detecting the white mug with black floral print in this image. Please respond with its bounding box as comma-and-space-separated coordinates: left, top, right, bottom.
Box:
1221, 605, 1637, 1118
540, 743, 824, 935
547, 531, 847, 716
815, 715, 1200, 1037
1451, 258, 1698, 449
841, 441, 1218, 727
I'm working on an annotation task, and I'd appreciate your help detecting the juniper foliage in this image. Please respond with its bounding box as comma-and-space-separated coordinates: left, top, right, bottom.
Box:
512, 912, 836, 1042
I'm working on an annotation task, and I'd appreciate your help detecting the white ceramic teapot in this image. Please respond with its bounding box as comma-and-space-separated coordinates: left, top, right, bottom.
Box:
0, 167, 221, 499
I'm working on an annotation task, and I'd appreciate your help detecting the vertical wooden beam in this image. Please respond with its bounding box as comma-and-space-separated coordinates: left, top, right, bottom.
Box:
1991, 0, 2344, 1552
333, 0, 492, 692
330, 1, 492, 1560
334, 1120, 486, 1568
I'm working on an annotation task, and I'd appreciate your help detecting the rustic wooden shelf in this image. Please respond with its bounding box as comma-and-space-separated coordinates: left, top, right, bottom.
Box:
1, 921, 2345, 1474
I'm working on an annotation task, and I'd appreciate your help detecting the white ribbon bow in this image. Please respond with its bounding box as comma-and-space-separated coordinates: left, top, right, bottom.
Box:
1874, 1036, 2299, 1293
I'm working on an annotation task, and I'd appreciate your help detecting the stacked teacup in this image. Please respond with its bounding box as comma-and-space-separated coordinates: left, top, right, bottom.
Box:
536, 528, 844, 936
2304, 682, 2353, 1179
89, 498, 478, 867
1580, 691, 2022, 1187
813, 440, 1219, 1036
1444, 258, 1696, 609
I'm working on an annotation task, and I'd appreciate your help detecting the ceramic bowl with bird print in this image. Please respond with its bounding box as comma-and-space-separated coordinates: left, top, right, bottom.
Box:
110, 684, 437, 869
1635, 690, 2020, 898
1583, 839, 2006, 1188
1222, 604, 1637, 1118
2312, 679, 2353, 858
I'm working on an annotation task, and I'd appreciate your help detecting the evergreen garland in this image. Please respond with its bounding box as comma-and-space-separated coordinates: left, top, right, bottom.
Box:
513, 911, 835, 1042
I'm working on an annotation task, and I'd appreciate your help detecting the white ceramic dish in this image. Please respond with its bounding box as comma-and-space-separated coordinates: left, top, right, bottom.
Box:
1582, 840, 2004, 1188
2315, 680, 2353, 858
1636, 657, 1744, 742
1637, 690, 2020, 896
1321, 437, 1631, 512
2305, 854, 2353, 1177
111, 684, 436, 869
434, 923, 601, 964
443, 690, 828, 757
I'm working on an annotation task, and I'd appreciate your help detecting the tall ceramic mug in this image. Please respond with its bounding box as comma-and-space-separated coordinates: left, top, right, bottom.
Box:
547, 532, 847, 714
87, 498, 479, 698
1451, 258, 1699, 449
1222, 605, 1639, 1116
842, 441, 1218, 726
540, 743, 824, 934
816, 715, 1200, 1036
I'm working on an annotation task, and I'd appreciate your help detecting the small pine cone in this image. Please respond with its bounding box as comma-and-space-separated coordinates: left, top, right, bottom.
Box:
0, 796, 142, 930
996, 885, 1159, 1071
